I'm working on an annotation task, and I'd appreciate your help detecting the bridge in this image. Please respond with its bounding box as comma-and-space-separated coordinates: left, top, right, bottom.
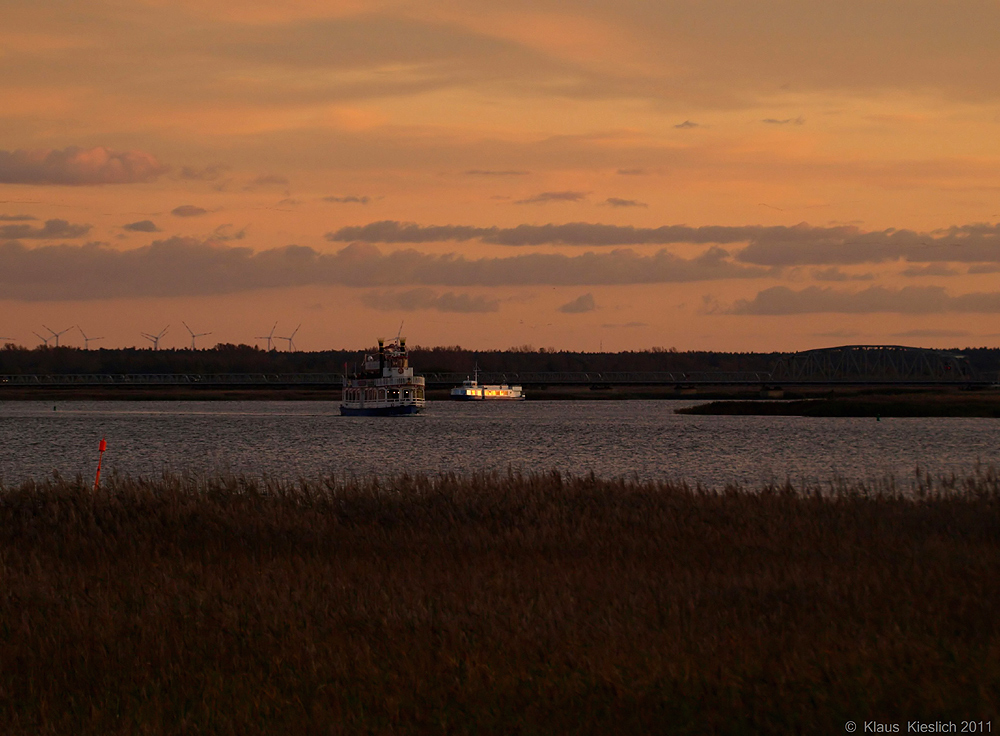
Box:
0, 346, 991, 390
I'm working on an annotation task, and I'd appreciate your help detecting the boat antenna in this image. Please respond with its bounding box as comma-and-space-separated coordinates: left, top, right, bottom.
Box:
396, 320, 404, 343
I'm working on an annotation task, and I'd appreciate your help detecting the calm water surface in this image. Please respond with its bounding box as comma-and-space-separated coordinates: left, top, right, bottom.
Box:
2, 399, 998, 489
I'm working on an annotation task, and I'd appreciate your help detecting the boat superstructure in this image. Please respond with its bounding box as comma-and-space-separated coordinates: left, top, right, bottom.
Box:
450, 365, 525, 401
341, 336, 426, 416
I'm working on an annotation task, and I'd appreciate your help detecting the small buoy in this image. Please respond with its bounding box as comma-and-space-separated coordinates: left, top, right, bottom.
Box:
876, 414, 881, 422
94, 437, 107, 491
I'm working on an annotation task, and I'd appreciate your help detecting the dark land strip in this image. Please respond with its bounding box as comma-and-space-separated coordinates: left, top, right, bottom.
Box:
678, 390, 1000, 417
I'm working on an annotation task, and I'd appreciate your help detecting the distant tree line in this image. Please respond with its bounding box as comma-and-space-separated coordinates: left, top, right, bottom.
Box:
1, 342, 997, 376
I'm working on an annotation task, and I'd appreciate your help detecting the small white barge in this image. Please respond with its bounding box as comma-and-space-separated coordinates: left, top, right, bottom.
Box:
450, 366, 525, 401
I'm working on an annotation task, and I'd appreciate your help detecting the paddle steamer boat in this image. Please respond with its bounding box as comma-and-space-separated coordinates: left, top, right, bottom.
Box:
341, 336, 425, 416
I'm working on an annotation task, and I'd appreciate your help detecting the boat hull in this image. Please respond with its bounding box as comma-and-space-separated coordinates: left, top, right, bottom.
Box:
340, 404, 423, 416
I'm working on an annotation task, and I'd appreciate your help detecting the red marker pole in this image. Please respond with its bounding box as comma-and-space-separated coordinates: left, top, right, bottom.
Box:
93, 437, 107, 491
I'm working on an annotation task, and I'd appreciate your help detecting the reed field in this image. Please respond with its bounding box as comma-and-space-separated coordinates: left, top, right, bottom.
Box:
1, 469, 998, 734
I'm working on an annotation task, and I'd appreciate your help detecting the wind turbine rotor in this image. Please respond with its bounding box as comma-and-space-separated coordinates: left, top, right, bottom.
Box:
43, 324, 74, 347
77, 326, 104, 350
141, 325, 169, 350
255, 321, 278, 351
183, 321, 211, 349
277, 323, 301, 351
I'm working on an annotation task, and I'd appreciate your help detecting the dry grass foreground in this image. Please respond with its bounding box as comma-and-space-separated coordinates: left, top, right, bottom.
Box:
1, 469, 998, 735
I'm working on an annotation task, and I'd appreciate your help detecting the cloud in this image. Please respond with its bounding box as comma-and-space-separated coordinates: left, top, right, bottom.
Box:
330, 219, 856, 247
0, 218, 91, 240
811, 267, 875, 282
891, 329, 969, 338
122, 220, 160, 233
464, 170, 529, 176
322, 195, 371, 204
674, 120, 700, 129
558, 293, 597, 313
0, 240, 771, 301
605, 198, 648, 208
211, 224, 246, 241
736, 222, 1000, 266
0, 214, 36, 221
201, 14, 586, 104
361, 288, 499, 313
7, 4, 1000, 144
329, 221, 488, 243
179, 165, 229, 181
171, 205, 209, 217
901, 263, 959, 277
969, 264, 1000, 274
762, 117, 805, 125
514, 191, 586, 205
250, 174, 289, 186
0, 146, 167, 185
730, 285, 1000, 315
326, 220, 1000, 266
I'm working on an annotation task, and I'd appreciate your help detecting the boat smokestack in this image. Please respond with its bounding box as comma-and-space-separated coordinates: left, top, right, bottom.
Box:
378, 338, 385, 372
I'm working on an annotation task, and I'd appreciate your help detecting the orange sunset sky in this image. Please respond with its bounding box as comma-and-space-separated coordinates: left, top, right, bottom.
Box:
3, 0, 1000, 352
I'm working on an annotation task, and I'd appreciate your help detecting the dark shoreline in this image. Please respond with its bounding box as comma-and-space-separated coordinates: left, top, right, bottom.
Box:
677, 390, 1000, 417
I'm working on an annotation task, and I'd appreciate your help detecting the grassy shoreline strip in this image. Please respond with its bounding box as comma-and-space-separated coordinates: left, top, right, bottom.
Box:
2, 470, 998, 734
676, 394, 1000, 417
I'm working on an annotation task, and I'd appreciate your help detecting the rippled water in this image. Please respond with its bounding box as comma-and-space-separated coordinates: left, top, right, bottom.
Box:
1, 399, 999, 489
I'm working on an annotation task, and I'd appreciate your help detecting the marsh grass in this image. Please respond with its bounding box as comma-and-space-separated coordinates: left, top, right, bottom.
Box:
1, 469, 998, 734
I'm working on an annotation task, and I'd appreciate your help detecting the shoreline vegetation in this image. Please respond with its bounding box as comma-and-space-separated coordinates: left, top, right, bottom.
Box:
677, 390, 1000, 417
2, 470, 998, 733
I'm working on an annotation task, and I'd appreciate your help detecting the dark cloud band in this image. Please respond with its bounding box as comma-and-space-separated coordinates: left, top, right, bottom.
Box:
730, 285, 1000, 315
361, 288, 499, 313
328, 220, 1000, 264
0, 238, 769, 301
0, 219, 91, 239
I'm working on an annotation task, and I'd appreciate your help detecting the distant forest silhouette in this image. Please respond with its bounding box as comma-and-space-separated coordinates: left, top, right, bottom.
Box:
2, 342, 999, 376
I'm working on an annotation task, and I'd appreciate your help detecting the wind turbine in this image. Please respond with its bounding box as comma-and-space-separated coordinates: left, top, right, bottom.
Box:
43, 324, 74, 347
141, 325, 169, 350
255, 322, 277, 351
33, 331, 50, 347
183, 321, 212, 350
78, 326, 104, 350
277, 323, 301, 352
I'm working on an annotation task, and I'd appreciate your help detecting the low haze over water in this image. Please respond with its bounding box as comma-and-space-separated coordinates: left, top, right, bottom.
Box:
2, 400, 998, 490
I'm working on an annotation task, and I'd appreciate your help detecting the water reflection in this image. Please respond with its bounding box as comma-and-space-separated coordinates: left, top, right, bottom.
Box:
1, 399, 997, 490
